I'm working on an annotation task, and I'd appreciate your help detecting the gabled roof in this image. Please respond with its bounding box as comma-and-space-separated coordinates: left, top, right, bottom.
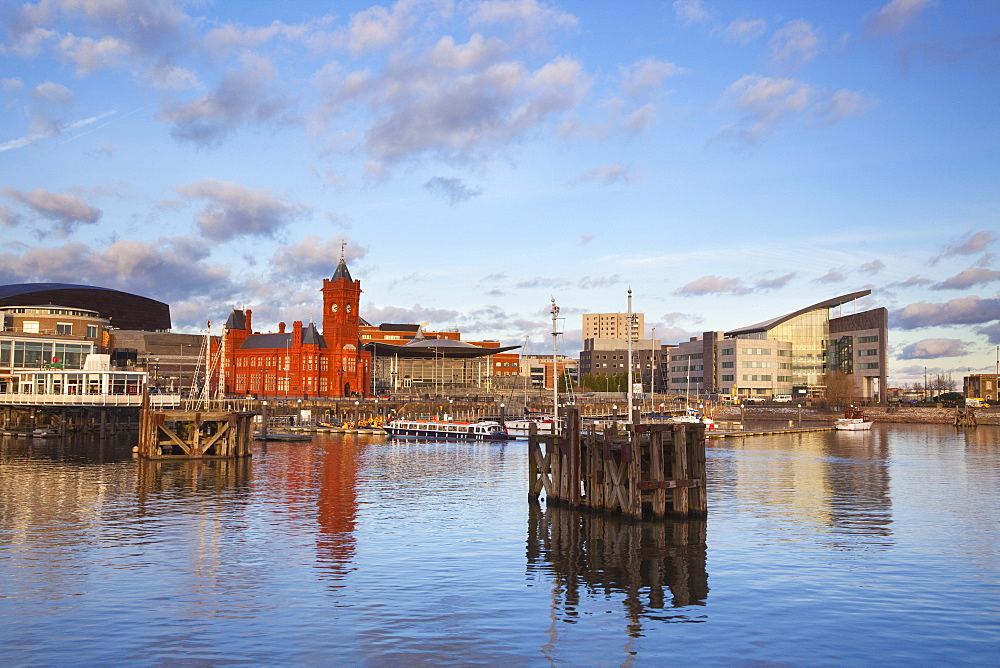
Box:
240, 333, 293, 350
725, 290, 872, 336
238, 324, 328, 350
301, 323, 324, 346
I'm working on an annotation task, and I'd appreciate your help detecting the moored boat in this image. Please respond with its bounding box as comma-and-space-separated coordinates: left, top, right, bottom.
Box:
383, 419, 510, 441
834, 407, 873, 431
505, 416, 555, 439
663, 409, 717, 430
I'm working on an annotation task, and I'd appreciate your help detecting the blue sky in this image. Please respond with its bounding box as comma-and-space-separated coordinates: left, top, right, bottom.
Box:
1, 0, 998, 388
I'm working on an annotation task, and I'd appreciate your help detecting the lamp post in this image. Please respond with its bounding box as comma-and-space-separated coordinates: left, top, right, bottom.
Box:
260, 368, 266, 400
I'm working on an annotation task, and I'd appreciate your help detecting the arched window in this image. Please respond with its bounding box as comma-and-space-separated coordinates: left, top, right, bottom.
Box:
343, 344, 357, 372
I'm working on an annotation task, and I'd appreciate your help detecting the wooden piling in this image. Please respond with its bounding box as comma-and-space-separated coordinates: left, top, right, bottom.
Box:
528, 405, 708, 519
137, 406, 255, 459
954, 407, 977, 427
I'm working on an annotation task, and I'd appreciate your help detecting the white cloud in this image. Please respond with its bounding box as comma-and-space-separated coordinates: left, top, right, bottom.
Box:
673, 0, 712, 27
867, 0, 935, 34
769, 19, 822, 70
724, 17, 766, 45
176, 179, 310, 242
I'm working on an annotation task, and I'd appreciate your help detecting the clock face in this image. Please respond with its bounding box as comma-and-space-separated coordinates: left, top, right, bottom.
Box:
346, 304, 352, 313
331, 303, 338, 312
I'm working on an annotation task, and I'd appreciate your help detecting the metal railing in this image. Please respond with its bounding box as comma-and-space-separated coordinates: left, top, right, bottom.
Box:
0, 393, 182, 408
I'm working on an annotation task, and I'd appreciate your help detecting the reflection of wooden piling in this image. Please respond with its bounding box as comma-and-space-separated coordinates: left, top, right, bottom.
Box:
526, 499, 708, 626
529, 405, 707, 518
138, 407, 255, 459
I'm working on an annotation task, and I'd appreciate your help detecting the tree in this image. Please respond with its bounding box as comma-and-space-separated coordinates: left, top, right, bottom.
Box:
825, 370, 856, 409
581, 372, 628, 392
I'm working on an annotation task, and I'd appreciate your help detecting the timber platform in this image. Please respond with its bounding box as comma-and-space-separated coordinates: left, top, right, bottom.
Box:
529, 406, 707, 519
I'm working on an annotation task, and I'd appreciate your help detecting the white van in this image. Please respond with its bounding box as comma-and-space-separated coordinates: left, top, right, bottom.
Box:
774, 395, 792, 403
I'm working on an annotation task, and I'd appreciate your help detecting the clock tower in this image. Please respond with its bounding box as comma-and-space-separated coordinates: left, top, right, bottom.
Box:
322, 243, 364, 396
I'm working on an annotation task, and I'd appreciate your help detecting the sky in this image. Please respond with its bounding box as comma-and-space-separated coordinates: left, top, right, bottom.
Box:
1, 0, 999, 389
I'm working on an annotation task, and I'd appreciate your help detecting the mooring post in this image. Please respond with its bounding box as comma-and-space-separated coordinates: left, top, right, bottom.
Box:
566, 406, 581, 505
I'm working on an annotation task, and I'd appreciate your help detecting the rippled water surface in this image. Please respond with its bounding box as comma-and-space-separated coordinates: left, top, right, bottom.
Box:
2, 425, 998, 664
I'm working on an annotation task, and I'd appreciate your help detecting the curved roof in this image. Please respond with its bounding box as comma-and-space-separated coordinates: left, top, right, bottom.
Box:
0, 283, 171, 331
725, 290, 872, 337
364, 337, 520, 359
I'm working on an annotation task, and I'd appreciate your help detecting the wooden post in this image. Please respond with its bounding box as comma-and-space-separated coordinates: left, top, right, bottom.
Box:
649, 427, 666, 518
566, 406, 581, 506
670, 423, 690, 516
687, 423, 707, 515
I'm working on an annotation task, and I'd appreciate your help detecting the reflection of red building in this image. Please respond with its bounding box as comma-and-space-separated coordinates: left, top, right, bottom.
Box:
223, 254, 370, 398
316, 440, 361, 581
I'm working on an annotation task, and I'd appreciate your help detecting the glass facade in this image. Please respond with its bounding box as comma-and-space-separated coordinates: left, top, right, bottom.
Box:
767, 310, 829, 390
1, 339, 94, 371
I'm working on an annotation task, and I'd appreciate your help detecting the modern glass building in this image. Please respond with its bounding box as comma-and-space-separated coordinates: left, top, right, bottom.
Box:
664, 290, 888, 402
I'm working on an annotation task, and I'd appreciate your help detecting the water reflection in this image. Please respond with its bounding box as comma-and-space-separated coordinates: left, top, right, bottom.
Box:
136, 457, 253, 500
315, 438, 362, 583
526, 499, 708, 636
711, 429, 895, 549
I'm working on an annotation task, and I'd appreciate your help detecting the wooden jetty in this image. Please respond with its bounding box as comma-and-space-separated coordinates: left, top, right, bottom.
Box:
528, 406, 706, 519
137, 404, 255, 459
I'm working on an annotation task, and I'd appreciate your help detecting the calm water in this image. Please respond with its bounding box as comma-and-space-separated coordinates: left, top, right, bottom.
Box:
1, 425, 998, 665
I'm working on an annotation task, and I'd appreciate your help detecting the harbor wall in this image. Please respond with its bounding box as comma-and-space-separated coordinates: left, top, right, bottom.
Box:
713, 405, 1000, 425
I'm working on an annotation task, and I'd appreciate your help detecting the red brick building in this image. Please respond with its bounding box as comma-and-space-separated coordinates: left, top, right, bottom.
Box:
223, 255, 369, 398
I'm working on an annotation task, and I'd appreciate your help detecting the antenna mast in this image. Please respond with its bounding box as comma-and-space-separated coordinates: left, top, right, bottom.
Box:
551, 298, 560, 434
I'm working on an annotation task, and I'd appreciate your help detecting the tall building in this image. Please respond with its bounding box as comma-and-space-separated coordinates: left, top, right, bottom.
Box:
662, 290, 888, 402
583, 312, 644, 340
579, 337, 665, 391
224, 252, 370, 398
222, 250, 520, 398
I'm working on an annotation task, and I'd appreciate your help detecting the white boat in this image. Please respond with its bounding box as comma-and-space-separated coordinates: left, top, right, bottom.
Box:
834, 407, 874, 431
504, 416, 555, 439
383, 419, 510, 441
664, 410, 717, 430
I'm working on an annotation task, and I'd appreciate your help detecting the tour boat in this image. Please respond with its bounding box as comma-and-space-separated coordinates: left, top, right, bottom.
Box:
383, 419, 510, 441
834, 407, 874, 431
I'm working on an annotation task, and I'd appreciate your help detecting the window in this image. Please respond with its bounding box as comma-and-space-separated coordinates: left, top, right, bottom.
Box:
721, 374, 734, 382
859, 349, 878, 357
721, 361, 734, 368
859, 362, 879, 370
56, 323, 72, 335
859, 335, 879, 343
721, 348, 734, 356
87, 325, 99, 338
23, 321, 39, 333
